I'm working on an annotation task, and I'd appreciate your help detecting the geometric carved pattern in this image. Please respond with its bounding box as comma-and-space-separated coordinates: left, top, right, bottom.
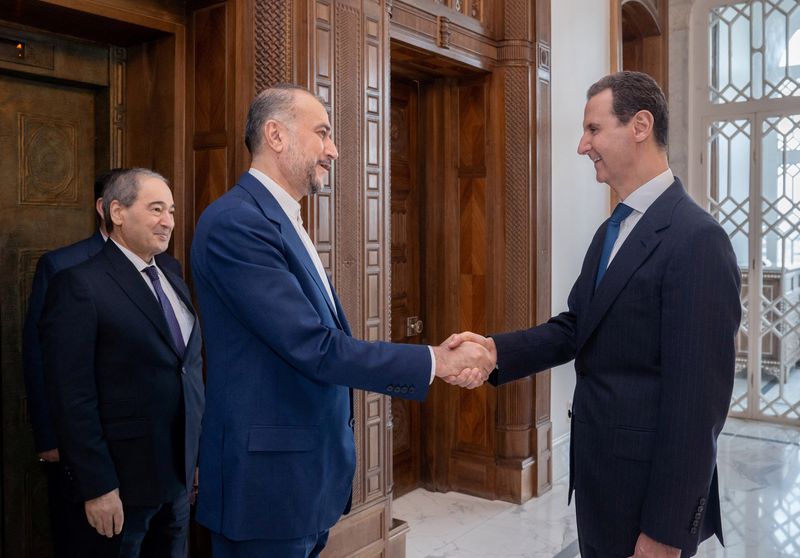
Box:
254, 0, 292, 92
18, 113, 78, 206
503, 66, 532, 331
707, 118, 752, 415
334, 0, 365, 508
757, 114, 800, 421
709, 0, 800, 104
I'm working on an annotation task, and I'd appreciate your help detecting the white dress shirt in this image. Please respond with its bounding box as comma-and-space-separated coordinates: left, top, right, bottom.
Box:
111, 239, 194, 345
608, 168, 675, 265
248, 168, 437, 384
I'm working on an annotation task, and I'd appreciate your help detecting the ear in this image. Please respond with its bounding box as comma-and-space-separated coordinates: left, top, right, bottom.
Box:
95, 197, 104, 221
109, 199, 125, 227
263, 120, 286, 153
631, 110, 654, 144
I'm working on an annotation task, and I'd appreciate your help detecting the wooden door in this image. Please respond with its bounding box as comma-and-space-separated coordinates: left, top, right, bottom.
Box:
0, 72, 97, 557
390, 78, 424, 498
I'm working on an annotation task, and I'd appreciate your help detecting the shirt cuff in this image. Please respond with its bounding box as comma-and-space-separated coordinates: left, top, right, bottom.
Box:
428, 346, 436, 384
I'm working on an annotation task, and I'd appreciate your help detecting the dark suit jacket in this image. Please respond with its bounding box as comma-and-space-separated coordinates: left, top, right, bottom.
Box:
190, 172, 431, 540
38, 240, 203, 507
490, 179, 741, 556
23, 231, 182, 453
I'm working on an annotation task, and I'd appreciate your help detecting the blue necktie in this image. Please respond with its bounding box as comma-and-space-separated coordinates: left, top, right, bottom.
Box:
595, 203, 634, 289
143, 266, 186, 356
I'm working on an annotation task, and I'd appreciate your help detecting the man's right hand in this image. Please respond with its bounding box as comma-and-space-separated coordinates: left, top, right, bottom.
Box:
432, 338, 495, 388
85, 488, 124, 538
37, 448, 60, 462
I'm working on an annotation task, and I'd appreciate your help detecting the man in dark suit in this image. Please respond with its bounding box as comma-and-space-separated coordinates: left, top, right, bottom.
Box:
449, 72, 742, 557
39, 168, 204, 558
22, 169, 183, 557
190, 84, 492, 557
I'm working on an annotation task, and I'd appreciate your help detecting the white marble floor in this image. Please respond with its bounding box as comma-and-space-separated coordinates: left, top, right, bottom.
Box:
393, 417, 800, 558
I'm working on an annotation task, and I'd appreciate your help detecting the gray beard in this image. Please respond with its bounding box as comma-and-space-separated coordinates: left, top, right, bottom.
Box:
306, 166, 321, 195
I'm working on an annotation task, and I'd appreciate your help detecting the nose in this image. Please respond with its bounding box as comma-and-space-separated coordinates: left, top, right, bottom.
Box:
577, 133, 590, 155
162, 210, 175, 230
326, 137, 339, 160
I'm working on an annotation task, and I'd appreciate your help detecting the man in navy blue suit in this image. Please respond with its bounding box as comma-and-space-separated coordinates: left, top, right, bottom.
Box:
38, 169, 202, 557
191, 84, 493, 557
450, 72, 741, 557
23, 169, 182, 557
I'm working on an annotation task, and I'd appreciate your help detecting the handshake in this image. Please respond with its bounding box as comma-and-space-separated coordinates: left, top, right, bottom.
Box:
431, 332, 497, 389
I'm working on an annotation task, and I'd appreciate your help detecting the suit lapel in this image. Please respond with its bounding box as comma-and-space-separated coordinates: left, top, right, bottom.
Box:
101, 241, 181, 356
237, 173, 345, 331
577, 181, 685, 349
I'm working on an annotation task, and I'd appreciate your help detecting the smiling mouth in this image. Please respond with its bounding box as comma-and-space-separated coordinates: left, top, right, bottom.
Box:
318, 160, 331, 171
591, 155, 602, 163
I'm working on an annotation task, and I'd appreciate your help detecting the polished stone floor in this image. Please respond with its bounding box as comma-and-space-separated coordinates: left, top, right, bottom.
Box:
393, 417, 800, 557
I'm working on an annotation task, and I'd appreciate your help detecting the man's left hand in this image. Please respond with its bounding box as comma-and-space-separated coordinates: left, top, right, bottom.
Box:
629, 532, 681, 558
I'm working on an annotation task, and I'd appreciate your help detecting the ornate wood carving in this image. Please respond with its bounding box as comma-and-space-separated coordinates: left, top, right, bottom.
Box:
254, 0, 292, 91
110, 46, 126, 167
437, 16, 451, 48
18, 114, 79, 206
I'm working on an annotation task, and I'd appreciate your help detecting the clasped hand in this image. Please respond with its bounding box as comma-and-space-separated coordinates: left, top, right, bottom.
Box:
431, 331, 497, 389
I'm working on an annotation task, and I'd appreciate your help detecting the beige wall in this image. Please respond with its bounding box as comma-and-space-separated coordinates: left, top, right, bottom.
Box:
549, 0, 612, 479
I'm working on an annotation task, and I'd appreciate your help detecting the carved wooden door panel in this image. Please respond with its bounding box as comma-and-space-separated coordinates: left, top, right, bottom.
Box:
390, 78, 424, 498
0, 73, 96, 557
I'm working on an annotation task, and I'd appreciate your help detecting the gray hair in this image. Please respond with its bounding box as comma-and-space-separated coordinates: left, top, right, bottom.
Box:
102, 168, 168, 232
244, 83, 324, 155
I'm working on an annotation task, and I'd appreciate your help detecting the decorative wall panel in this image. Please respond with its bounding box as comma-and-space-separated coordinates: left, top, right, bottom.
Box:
18, 115, 79, 206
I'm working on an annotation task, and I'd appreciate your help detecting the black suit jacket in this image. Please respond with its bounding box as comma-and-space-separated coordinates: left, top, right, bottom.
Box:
23, 231, 182, 453
490, 179, 741, 556
39, 240, 203, 506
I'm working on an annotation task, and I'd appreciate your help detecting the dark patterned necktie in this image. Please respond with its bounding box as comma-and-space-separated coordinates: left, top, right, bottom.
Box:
143, 266, 186, 356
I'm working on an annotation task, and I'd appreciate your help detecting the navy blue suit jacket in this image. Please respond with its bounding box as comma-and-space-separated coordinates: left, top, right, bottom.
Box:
38, 240, 202, 506
490, 179, 741, 556
22, 231, 181, 453
191, 172, 431, 540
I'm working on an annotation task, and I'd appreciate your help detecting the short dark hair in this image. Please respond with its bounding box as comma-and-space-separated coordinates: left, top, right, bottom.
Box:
244, 84, 315, 155
244, 83, 331, 155
102, 168, 168, 232
587, 71, 668, 148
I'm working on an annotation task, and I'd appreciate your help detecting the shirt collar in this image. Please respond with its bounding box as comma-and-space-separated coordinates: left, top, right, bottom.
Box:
111, 238, 157, 272
249, 168, 302, 223
621, 168, 674, 215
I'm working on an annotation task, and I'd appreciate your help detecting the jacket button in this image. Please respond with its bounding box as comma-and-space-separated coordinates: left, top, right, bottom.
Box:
692, 520, 699, 527
694, 512, 702, 520
181, 366, 187, 375
401, 386, 408, 394
690, 527, 698, 535
698, 505, 704, 512
409, 386, 415, 394
699, 497, 706, 505
387, 386, 394, 393
349, 418, 355, 429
